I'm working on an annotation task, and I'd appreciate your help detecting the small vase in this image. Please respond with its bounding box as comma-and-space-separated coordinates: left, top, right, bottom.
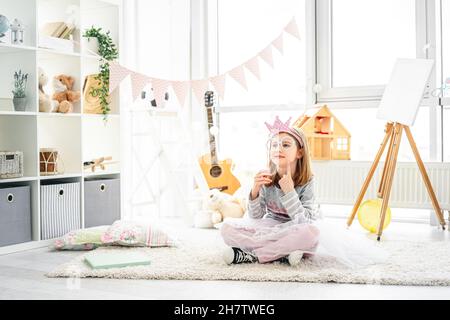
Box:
13, 97, 27, 111
82, 37, 99, 55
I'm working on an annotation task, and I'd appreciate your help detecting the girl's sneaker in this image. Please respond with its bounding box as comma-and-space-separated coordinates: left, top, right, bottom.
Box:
287, 250, 304, 267
223, 247, 258, 265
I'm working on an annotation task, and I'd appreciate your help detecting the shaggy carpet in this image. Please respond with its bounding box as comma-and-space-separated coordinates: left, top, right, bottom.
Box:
46, 227, 450, 286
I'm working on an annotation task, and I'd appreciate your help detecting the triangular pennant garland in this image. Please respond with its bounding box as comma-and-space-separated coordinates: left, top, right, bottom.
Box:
284, 17, 301, 40
191, 79, 209, 105
244, 57, 261, 80
109, 62, 130, 94
130, 72, 151, 101
228, 66, 248, 91
171, 81, 190, 107
210, 74, 226, 100
272, 34, 284, 54
151, 78, 170, 107
259, 45, 274, 68
108, 16, 301, 105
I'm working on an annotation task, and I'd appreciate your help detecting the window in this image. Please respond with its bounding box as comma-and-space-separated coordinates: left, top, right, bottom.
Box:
331, 0, 416, 88
317, 0, 420, 101
217, 0, 307, 106
336, 137, 348, 151
443, 0, 450, 93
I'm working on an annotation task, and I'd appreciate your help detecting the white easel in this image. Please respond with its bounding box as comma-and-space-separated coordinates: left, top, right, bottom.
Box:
347, 59, 447, 240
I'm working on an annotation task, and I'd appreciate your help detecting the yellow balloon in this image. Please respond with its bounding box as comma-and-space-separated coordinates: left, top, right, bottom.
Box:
357, 199, 391, 233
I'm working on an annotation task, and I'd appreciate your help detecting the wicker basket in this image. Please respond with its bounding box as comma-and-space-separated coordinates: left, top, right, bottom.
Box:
0, 151, 24, 179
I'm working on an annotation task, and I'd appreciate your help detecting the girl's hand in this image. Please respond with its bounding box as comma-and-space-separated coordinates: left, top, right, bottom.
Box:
279, 168, 294, 194
250, 170, 272, 200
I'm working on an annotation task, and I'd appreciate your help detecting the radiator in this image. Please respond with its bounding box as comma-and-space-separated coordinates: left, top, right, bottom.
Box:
312, 161, 450, 210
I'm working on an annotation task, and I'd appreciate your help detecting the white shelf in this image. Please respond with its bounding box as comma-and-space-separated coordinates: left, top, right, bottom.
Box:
0, 111, 37, 116
83, 170, 120, 178
39, 173, 82, 180
0, 176, 38, 184
38, 112, 82, 118
0, 43, 37, 53
82, 113, 120, 119
0, 0, 122, 254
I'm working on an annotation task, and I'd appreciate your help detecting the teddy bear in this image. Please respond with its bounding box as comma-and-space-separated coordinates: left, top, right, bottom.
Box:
38, 67, 53, 113
194, 189, 246, 228
52, 74, 80, 113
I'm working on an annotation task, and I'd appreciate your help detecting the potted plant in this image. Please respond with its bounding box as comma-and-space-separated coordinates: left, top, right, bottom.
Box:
82, 26, 118, 120
12, 70, 28, 111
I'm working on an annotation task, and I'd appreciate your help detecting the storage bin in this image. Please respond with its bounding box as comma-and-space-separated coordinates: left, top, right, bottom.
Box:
0, 185, 31, 247
84, 178, 121, 228
0, 151, 23, 179
41, 182, 81, 240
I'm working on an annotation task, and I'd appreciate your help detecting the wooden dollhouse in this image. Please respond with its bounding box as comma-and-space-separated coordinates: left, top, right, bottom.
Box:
293, 105, 351, 160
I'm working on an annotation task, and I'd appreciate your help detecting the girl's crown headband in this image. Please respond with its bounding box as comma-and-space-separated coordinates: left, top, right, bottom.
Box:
264, 116, 304, 148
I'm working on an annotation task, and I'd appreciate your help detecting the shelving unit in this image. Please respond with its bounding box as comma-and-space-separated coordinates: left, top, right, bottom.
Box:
0, 0, 123, 255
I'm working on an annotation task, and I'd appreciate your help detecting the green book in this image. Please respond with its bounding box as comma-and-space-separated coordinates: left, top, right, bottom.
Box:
84, 251, 151, 269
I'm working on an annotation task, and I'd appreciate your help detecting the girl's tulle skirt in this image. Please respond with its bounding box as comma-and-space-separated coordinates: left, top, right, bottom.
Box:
221, 217, 389, 268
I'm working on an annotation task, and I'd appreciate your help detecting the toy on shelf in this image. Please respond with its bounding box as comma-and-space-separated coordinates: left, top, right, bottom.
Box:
38, 67, 55, 112
40, 148, 60, 175
293, 105, 351, 160
83, 156, 118, 172
52, 74, 80, 113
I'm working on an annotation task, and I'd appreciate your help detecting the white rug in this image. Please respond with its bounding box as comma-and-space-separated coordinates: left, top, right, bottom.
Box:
46, 227, 450, 286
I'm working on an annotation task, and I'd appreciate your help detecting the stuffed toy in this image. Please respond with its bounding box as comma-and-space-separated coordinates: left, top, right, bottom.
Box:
38, 67, 53, 112
52, 74, 80, 113
194, 189, 246, 228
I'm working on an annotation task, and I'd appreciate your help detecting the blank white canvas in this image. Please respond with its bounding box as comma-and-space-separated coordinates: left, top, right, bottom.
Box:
377, 58, 434, 126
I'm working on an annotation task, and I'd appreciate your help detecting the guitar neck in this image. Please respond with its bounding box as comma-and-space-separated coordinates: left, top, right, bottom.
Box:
206, 107, 218, 165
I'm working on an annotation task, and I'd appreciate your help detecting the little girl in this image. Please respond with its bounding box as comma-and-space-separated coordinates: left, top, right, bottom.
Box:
220, 116, 388, 268
220, 116, 320, 266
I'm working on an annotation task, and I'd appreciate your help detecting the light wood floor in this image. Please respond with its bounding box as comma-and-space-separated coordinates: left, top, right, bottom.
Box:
1, 218, 450, 300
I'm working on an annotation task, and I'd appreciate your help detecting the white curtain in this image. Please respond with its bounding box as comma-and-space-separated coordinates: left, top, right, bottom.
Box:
121, 0, 210, 221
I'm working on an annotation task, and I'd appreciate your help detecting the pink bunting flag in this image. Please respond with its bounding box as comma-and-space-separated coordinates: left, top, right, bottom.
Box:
228, 65, 248, 91
259, 45, 274, 68
244, 57, 261, 80
109, 62, 131, 94
130, 72, 151, 101
171, 81, 190, 107
272, 34, 284, 54
191, 79, 209, 105
152, 78, 170, 107
284, 17, 301, 40
210, 74, 226, 100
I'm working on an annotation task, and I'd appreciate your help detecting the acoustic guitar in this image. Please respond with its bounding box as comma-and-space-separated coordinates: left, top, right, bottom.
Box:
198, 91, 241, 195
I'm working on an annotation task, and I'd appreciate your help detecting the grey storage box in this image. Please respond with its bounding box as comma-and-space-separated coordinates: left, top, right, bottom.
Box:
84, 178, 121, 228
0, 185, 31, 247
41, 182, 81, 240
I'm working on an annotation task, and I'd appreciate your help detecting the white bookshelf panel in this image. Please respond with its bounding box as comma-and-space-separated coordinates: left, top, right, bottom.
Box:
38, 51, 82, 113
0, 116, 38, 177
38, 115, 82, 175
0, 0, 37, 47
37, 0, 81, 53
82, 116, 120, 174
0, 50, 37, 113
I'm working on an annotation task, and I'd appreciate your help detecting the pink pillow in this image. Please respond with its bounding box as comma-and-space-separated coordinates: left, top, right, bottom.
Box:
101, 220, 176, 247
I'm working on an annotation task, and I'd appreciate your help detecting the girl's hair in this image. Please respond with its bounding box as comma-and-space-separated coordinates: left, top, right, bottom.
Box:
266, 129, 313, 188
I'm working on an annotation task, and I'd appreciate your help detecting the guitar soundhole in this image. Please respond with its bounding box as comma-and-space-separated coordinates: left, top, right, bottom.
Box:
210, 166, 222, 178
